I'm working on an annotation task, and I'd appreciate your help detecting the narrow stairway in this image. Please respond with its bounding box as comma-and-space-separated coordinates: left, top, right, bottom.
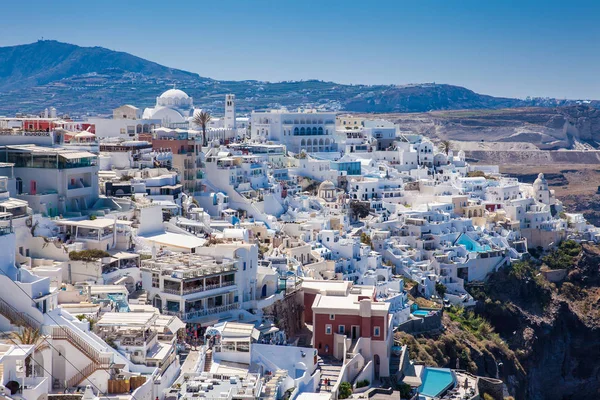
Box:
317, 356, 343, 393
204, 349, 213, 372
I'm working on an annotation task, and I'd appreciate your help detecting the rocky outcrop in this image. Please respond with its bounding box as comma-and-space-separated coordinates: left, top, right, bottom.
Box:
476, 243, 600, 400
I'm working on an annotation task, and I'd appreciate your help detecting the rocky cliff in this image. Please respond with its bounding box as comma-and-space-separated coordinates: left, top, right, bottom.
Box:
399, 243, 600, 400
473, 243, 600, 399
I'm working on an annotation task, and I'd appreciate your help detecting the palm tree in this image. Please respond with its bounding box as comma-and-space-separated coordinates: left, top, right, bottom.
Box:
193, 111, 212, 146
12, 327, 49, 376
439, 140, 451, 156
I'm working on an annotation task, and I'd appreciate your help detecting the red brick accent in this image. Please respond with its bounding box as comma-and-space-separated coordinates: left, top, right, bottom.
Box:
313, 311, 386, 355
304, 292, 317, 324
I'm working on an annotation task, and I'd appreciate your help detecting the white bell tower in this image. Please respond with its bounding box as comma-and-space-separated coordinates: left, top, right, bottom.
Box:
224, 94, 236, 131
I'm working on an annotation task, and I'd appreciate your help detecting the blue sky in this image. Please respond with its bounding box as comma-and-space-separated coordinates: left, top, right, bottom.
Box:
1, 0, 599, 99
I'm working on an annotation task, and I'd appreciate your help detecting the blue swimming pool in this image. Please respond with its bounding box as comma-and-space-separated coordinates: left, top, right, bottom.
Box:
412, 310, 430, 317
418, 367, 454, 397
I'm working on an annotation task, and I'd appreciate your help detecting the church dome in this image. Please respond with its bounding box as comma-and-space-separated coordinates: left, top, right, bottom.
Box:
159, 89, 190, 99
319, 180, 336, 191
534, 173, 546, 185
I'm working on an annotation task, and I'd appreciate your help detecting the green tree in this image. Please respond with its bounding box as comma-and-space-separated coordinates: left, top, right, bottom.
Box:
439, 140, 451, 155
12, 327, 49, 376
193, 110, 212, 146
435, 282, 447, 298
349, 200, 370, 220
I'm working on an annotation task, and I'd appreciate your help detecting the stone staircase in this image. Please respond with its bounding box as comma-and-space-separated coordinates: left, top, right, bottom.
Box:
317, 356, 343, 393
203, 349, 213, 372
390, 353, 401, 377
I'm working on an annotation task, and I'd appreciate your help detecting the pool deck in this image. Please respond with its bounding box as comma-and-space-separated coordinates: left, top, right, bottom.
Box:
439, 372, 478, 400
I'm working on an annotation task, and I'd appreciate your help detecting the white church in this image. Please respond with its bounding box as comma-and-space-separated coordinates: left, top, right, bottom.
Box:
89, 89, 243, 139
142, 88, 199, 126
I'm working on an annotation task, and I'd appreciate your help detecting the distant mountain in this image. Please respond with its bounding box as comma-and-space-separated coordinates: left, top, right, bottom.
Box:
0, 40, 199, 91
0, 40, 596, 116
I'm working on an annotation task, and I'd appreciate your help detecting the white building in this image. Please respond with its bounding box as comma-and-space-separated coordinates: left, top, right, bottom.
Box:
143, 89, 200, 126
251, 110, 337, 153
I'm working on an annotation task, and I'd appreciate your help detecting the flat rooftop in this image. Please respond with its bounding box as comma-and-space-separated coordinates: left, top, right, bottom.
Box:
97, 312, 158, 327
312, 294, 390, 315
140, 231, 206, 250
141, 253, 236, 279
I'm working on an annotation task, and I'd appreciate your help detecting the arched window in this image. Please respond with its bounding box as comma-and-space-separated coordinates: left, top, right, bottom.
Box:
319, 138, 324, 145
300, 120, 305, 125
143, 124, 149, 133
300, 127, 305, 135
307, 139, 312, 146
310, 127, 316, 135
294, 127, 299, 135
136, 124, 142, 134
325, 138, 330, 145
301, 139, 306, 146
318, 127, 323, 135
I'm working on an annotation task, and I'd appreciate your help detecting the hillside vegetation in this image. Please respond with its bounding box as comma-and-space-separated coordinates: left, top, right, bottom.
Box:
400, 241, 600, 400
0, 40, 595, 116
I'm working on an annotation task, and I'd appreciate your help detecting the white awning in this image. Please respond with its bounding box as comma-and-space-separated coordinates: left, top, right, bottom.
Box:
155, 315, 186, 334
97, 312, 158, 327
59, 151, 95, 160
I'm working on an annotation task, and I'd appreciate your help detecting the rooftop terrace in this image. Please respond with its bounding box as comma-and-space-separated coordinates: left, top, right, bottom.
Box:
141, 254, 237, 279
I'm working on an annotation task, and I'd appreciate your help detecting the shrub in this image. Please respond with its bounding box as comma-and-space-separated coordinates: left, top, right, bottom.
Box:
435, 282, 447, 298
397, 382, 412, 399
338, 382, 352, 399
69, 249, 110, 261
356, 379, 370, 388
560, 282, 580, 300
360, 232, 372, 247
542, 240, 581, 270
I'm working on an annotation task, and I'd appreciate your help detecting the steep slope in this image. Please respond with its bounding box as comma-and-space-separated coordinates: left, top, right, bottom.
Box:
471, 243, 600, 400
0, 40, 199, 91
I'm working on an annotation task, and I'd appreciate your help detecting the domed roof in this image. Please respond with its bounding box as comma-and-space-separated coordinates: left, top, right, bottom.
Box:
159, 89, 190, 99
319, 180, 336, 191
534, 173, 546, 184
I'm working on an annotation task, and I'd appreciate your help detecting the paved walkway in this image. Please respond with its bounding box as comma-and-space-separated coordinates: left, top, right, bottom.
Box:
370, 392, 400, 400
180, 349, 200, 374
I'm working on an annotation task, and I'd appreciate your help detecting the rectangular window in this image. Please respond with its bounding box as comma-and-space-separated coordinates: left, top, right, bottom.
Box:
374, 326, 381, 337
329, 314, 335, 320
243, 262, 247, 271
338, 325, 345, 334
325, 324, 332, 335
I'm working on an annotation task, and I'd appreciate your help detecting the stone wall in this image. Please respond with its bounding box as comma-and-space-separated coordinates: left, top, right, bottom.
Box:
541, 268, 568, 283
396, 311, 442, 334
262, 290, 305, 338
478, 377, 505, 400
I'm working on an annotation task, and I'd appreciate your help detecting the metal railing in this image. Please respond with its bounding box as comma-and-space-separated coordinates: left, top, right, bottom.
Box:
166, 303, 241, 321
51, 326, 111, 365
0, 297, 40, 329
